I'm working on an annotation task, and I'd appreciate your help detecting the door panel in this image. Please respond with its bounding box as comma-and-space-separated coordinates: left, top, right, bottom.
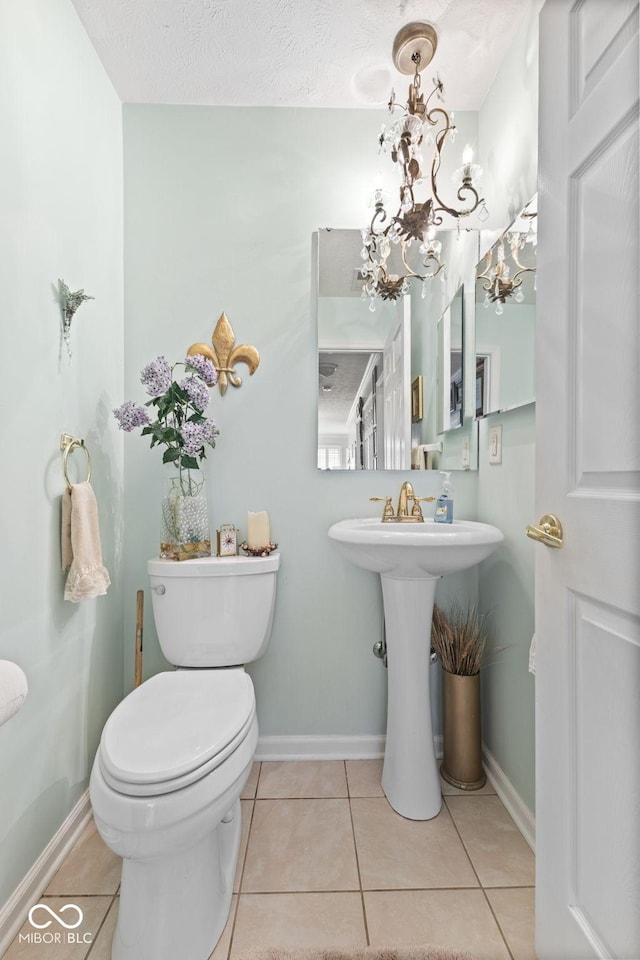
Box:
573, 0, 639, 107
572, 119, 639, 481
536, 1, 639, 957
569, 594, 640, 956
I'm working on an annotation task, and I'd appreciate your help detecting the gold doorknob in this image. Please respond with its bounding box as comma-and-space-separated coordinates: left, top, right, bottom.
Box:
526, 514, 564, 548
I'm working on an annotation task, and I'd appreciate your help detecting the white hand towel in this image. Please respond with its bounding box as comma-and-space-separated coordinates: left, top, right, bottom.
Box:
411, 446, 425, 470
0, 660, 28, 727
411, 443, 442, 470
62, 482, 111, 603
61, 486, 73, 571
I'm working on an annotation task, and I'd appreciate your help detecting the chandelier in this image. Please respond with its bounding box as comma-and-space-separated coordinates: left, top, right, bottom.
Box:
361, 22, 487, 308
477, 199, 537, 314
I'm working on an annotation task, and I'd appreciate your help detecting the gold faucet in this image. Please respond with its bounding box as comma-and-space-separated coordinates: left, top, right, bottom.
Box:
371, 481, 436, 523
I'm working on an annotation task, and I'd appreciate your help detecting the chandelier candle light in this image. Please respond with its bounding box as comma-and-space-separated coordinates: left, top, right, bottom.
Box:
361, 22, 487, 307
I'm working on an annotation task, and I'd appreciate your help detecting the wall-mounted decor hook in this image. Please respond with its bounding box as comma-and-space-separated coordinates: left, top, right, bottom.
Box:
58, 279, 94, 361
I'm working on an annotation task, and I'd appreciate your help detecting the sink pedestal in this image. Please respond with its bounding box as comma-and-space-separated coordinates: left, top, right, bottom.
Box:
381, 574, 441, 820
327, 516, 504, 822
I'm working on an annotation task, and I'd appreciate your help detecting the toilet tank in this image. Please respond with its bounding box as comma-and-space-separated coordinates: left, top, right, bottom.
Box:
147, 553, 279, 667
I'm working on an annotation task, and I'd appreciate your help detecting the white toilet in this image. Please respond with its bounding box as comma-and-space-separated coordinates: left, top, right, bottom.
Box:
89, 553, 279, 960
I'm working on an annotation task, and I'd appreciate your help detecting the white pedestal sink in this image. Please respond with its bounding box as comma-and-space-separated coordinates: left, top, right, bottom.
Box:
328, 517, 504, 820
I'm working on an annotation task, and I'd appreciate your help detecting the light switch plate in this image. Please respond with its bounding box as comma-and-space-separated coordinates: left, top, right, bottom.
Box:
461, 435, 470, 469
488, 425, 503, 464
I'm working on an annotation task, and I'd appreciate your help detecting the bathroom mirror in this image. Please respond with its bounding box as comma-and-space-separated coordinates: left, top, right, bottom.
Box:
315, 228, 479, 471
316, 229, 412, 470
475, 196, 537, 417
437, 286, 464, 434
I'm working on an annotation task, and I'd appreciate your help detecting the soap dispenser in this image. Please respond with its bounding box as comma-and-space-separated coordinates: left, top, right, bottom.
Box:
434, 472, 454, 524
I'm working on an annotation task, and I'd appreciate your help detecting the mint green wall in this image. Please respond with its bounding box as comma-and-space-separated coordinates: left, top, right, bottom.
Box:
478, 1, 541, 242
476, 302, 536, 410
476, 0, 542, 815
477, 403, 536, 806
318, 297, 395, 348
122, 104, 480, 739
0, 0, 124, 905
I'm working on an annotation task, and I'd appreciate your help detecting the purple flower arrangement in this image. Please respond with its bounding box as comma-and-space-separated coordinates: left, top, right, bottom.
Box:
113, 355, 219, 475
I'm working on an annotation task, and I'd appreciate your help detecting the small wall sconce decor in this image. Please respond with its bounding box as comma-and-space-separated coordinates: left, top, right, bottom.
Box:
187, 312, 260, 396
58, 279, 94, 360
361, 22, 487, 308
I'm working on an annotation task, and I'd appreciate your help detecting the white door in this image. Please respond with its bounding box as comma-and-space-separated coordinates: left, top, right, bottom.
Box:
383, 296, 411, 470
535, 1, 639, 957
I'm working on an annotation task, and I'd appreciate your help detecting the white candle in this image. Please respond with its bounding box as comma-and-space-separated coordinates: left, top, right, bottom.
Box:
247, 511, 270, 548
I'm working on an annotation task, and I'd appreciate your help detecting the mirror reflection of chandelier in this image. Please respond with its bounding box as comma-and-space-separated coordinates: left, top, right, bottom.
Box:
477, 197, 537, 315
361, 22, 487, 309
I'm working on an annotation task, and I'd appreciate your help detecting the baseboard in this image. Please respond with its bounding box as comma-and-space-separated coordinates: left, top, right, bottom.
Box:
256, 734, 386, 761
482, 743, 536, 852
0, 789, 92, 956
256, 734, 443, 761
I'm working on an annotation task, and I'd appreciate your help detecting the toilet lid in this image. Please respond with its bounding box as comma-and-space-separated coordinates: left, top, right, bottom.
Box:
99, 669, 255, 788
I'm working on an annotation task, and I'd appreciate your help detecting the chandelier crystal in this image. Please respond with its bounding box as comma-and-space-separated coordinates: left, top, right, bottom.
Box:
361, 22, 488, 308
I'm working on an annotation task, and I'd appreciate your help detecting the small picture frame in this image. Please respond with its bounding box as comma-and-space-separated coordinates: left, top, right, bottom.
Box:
411, 376, 423, 423
216, 524, 239, 557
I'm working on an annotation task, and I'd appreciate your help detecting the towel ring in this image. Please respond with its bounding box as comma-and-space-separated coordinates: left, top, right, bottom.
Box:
60, 434, 92, 489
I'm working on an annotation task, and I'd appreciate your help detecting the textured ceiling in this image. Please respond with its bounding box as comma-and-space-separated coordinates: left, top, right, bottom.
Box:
318, 350, 375, 429
70, 0, 530, 110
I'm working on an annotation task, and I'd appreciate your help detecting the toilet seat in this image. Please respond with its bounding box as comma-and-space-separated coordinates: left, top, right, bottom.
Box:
99, 669, 255, 797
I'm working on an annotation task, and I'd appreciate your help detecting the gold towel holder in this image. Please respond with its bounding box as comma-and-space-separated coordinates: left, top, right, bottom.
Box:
60, 434, 92, 489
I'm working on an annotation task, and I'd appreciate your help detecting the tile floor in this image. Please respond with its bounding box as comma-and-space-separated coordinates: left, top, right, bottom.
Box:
3, 760, 536, 960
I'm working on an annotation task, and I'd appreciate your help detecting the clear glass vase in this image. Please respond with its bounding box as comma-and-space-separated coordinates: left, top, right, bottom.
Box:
160, 468, 211, 561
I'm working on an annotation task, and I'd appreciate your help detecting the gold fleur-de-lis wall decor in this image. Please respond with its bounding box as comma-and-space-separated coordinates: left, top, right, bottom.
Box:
187, 312, 260, 396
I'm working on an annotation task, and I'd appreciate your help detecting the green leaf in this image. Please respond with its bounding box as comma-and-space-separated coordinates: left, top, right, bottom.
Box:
163, 447, 181, 463
171, 383, 188, 404
156, 397, 172, 419
181, 455, 199, 470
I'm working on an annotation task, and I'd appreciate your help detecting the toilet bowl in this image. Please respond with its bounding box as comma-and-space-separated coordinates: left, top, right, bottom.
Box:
89, 554, 279, 960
